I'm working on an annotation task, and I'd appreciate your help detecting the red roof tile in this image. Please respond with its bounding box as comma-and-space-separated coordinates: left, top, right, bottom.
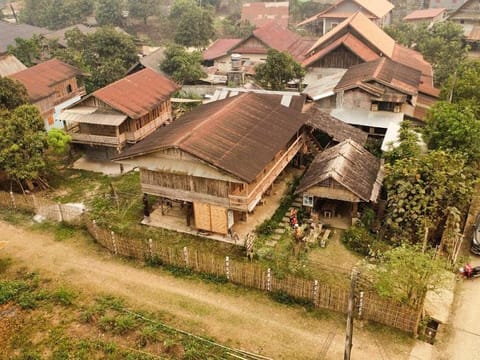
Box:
253, 21, 300, 51
403, 8, 446, 20
203, 38, 242, 60
92, 68, 180, 119
9, 58, 81, 101
241, 2, 289, 28
392, 44, 434, 85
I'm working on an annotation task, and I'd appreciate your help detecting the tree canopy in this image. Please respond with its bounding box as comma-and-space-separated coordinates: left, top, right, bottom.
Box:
385, 21, 467, 86
0, 77, 29, 111
7, 35, 42, 67
254, 49, 305, 90
160, 44, 206, 84
423, 102, 480, 165
20, 0, 94, 30
128, 0, 158, 25
95, 0, 123, 26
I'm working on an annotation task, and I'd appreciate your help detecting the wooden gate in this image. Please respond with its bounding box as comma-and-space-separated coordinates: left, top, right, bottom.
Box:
193, 202, 228, 234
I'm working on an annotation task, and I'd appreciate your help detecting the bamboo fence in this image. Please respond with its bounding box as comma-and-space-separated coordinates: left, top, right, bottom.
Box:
0, 190, 422, 334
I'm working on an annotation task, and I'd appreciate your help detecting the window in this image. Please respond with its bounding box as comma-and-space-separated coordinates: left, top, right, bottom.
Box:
303, 195, 314, 207
66, 84, 72, 93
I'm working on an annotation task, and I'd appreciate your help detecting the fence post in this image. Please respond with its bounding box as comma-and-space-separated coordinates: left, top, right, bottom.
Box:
57, 203, 64, 222
183, 246, 189, 267
358, 291, 364, 319
266, 268, 271, 292
9, 191, 16, 210
111, 231, 117, 255
148, 238, 153, 260
225, 256, 230, 280
313, 280, 319, 307
92, 220, 98, 240
32, 194, 38, 211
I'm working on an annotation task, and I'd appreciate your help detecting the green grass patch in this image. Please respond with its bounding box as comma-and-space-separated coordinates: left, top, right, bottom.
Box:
51, 286, 77, 306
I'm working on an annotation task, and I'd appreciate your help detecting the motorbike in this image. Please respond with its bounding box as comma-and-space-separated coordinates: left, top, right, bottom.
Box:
459, 264, 480, 279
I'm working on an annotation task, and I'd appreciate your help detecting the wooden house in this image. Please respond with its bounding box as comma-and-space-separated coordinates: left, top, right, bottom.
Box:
448, 0, 480, 57
296, 0, 394, 35
61, 68, 180, 160
113, 93, 305, 235
295, 139, 383, 225
241, 2, 290, 28
302, 12, 435, 88
9, 58, 85, 130
403, 8, 447, 26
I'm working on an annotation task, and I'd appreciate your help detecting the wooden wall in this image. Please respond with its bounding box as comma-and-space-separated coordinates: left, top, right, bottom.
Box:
309, 46, 364, 69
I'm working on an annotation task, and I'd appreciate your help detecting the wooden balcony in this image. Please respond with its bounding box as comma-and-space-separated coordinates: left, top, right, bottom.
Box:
229, 135, 304, 211
125, 113, 171, 143
70, 130, 126, 147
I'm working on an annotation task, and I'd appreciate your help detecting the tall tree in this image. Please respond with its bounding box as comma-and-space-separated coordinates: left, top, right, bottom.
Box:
7, 35, 42, 67
423, 102, 480, 165
95, 0, 123, 26
441, 59, 480, 111
254, 49, 305, 90
160, 44, 205, 84
0, 105, 49, 190
0, 77, 29, 111
128, 0, 158, 25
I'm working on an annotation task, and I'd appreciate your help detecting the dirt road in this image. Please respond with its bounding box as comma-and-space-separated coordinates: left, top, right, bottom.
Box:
0, 220, 413, 359
434, 255, 480, 360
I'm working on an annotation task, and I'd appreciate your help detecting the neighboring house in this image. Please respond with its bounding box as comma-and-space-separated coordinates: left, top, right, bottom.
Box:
241, 2, 290, 28
127, 47, 166, 76
403, 8, 448, 25
302, 12, 435, 88
297, 0, 394, 35
295, 139, 383, 226
0, 20, 49, 55
113, 92, 306, 236
9, 58, 85, 130
0, 54, 26, 76
448, 0, 480, 57
203, 21, 315, 73
60, 68, 180, 160
43, 24, 97, 47
429, 0, 467, 11
302, 69, 347, 107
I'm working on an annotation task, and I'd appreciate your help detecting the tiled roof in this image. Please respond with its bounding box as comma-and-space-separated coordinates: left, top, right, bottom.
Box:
92, 68, 180, 119
241, 2, 289, 28
295, 139, 383, 202
0, 20, 49, 54
9, 58, 82, 101
307, 12, 395, 58
203, 38, 242, 60
335, 57, 422, 95
403, 8, 446, 20
392, 44, 433, 85
114, 92, 305, 183
352, 0, 394, 18
253, 20, 300, 51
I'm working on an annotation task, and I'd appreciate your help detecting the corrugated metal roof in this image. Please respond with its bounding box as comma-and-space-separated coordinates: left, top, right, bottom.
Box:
403, 8, 446, 20
114, 92, 305, 183
92, 68, 180, 119
60, 107, 127, 126
9, 58, 82, 101
0, 54, 26, 76
295, 139, 383, 202
241, 2, 289, 28
253, 20, 300, 52
203, 38, 243, 60
303, 69, 347, 100
304, 105, 368, 145
0, 21, 49, 54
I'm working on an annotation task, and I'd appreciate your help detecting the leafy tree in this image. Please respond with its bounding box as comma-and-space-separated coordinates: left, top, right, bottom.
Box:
47, 128, 72, 156
218, 13, 255, 38
0, 105, 49, 190
0, 77, 29, 111
160, 45, 205, 84
54, 27, 138, 92
7, 35, 42, 67
128, 0, 158, 25
385, 21, 467, 86
384, 120, 421, 165
95, 0, 123, 26
371, 243, 447, 306
254, 49, 305, 90
170, 0, 215, 48
20, 0, 94, 30
384, 149, 474, 245
423, 102, 480, 164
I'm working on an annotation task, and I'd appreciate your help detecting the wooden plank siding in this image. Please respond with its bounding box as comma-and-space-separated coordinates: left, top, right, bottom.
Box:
309, 46, 364, 69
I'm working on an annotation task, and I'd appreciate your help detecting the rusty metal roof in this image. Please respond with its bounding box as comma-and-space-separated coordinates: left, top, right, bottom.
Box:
92, 68, 180, 119
114, 92, 305, 183
295, 139, 383, 202
252, 20, 300, 52
9, 58, 82, 101
304, 105, 368, 145
203, 38, 243, 60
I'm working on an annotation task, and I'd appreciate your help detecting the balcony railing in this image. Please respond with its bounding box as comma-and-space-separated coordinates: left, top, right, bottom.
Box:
125, 113, 170, 143
70, 132, 126, 147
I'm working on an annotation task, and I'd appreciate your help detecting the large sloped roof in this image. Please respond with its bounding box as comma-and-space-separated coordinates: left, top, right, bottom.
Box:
9, 58, 82, 101
203, 38, 243, 60
0, 20, 49, 54
307, 12, 395, 58
0, 54, 26, 76
91, 68, 180, 119
303, 105, 368, 145
296, 139, 383, 202
251, 20, 300, 52
335, 57, 422, 95
114, 92, 305, 183
403, 8, 447, 21
241, 2, 289, 28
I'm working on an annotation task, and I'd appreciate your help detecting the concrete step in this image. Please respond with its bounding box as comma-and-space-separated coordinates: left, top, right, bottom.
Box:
271, 234, 282, 241
282, 216, 290, 223
266, 240, 278, 247
274, 228, 286, 234
278, 222, 286, 228
292, 201, 302, 207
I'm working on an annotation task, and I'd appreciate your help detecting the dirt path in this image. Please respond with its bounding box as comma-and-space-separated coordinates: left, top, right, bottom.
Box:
0, 220, 413, 359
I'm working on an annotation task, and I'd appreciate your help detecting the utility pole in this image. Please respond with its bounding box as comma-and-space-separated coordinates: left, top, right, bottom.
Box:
344, 270, 357, 360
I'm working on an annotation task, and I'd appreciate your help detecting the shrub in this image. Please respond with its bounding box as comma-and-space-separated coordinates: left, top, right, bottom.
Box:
341, 224, 377, 256
52, 287, 77, 306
